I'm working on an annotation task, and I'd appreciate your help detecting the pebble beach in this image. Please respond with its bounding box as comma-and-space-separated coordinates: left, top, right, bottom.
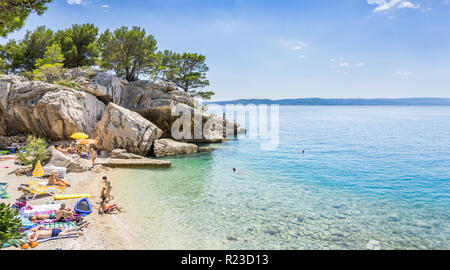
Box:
1, 156, 147, 250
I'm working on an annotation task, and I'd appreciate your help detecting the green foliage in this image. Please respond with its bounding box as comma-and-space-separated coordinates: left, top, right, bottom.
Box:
191, 90, 215, 100
54, 79, 81, 90
16, 135, 49, 167
0, 23, 213, 95
99, 26, 158, 81
0, 0, 52, 37
166, 53, 210, 92
0, 57, 5, 74
150, 50, 178, 81
0, 26, 55, 73
32, 63, 64, 83
0, 39, 25, 74
35, 43, 65, 68
55, 24, 99, 68
0, 203, 25, 248
33, 43, 65, 83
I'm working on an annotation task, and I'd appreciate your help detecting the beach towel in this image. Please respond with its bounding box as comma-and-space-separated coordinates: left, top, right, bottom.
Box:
0, 157, 14, 162
43, 221, 77, 230
0, 165, 11, 168
0, 183, 9, 199
20, 203, 61, 217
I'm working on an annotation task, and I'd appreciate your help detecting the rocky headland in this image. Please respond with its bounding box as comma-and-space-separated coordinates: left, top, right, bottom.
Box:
0, 68, 244, 162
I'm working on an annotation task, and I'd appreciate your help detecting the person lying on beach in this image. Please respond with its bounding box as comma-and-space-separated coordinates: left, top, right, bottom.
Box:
99, 197, 122, 214
48, 171, 70, 187
26, 224, 87, 242
29, 207, 75, 222
57, 203, 75, 219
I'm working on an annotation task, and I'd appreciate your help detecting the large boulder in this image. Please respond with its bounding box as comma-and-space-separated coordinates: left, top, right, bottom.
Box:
0, 75, 105, 139
47, 146, 91, 173
92, 103, 163, 156
109, 149, 143, 160
153, 138, 198, 157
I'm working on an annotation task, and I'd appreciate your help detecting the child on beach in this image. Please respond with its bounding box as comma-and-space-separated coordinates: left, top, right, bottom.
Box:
99, 196, 123, 215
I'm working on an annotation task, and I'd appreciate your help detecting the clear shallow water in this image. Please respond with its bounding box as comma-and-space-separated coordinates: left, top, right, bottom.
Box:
111, 106, 450, 250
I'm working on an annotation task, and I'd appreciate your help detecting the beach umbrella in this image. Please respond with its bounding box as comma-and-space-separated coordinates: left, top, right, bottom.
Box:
79, 139, 98, 145
70, 133, 89, 140
32, 161, 44, 178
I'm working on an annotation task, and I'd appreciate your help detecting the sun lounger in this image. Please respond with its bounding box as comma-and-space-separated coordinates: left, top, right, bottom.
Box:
43, 164, 66, 179
19, 184, 66, 201
36, 234, 79, 243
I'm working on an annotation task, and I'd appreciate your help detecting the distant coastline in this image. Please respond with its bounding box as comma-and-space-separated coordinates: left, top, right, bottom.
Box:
207, 98, 450, 106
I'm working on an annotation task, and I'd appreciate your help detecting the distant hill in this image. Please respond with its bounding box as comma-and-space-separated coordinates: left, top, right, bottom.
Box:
207, 98, 450, 106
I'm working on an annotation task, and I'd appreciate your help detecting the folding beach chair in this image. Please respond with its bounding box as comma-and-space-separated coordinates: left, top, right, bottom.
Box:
43, 164, 66, 179
19, 182, 66, 201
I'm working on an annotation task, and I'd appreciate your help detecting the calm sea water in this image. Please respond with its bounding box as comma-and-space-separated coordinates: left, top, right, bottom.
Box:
111, 106, 450, 250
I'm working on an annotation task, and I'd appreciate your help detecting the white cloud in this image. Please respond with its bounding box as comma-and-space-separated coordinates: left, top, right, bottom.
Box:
299, 55, 305, 59
442, 0, 449, 5
396, 71, 415, 76
101, 4, 109, 8
357, 62, 366, 67
339, 62, 349, 67
367, 0, 420, 13
67, 0, 86, 5
282, 40, 308, 51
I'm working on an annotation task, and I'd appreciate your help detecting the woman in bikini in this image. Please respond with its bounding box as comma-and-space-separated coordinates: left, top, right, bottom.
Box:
102, 176, 114, 202
48, 171, 70, 187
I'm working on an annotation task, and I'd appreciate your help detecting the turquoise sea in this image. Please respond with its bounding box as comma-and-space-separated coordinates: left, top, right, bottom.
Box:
111, 106, 450, 250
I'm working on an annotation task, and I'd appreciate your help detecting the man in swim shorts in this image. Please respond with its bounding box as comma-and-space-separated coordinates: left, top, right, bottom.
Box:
26, 224, 87, 242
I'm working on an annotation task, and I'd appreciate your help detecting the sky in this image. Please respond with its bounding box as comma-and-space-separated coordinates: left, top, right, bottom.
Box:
2, 0, 450, 101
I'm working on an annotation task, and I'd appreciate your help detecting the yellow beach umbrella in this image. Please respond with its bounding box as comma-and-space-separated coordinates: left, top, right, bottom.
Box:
79, 139, 98, 145
32, 161, 44, 178
70, 133, 89, 140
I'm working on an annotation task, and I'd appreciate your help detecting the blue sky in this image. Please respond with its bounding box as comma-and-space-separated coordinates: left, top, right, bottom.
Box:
2, 0, 450, 100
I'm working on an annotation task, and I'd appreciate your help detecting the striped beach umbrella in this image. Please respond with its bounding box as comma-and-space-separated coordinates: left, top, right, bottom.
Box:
32, 161, 44, 178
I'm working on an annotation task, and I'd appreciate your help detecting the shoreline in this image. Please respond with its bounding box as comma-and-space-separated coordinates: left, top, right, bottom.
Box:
1, 156, 147, 250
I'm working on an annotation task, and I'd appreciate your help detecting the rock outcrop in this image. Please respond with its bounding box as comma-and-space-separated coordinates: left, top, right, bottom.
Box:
109, 149, 144, 160
153, 138, 198, 157
0, 69, 244, 157
47, 146, 92, 173
0, 75, 105, 140
0, 135, 27, 148
92, 103, 163, 156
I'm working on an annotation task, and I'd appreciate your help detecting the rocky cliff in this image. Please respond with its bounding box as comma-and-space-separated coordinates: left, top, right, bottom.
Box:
0, 68, 244, 156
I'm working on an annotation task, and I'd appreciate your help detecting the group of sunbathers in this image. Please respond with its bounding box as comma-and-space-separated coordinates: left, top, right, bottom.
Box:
56, 144, 97, 166
98, 176, 122, 215
29, 203, 76, 223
